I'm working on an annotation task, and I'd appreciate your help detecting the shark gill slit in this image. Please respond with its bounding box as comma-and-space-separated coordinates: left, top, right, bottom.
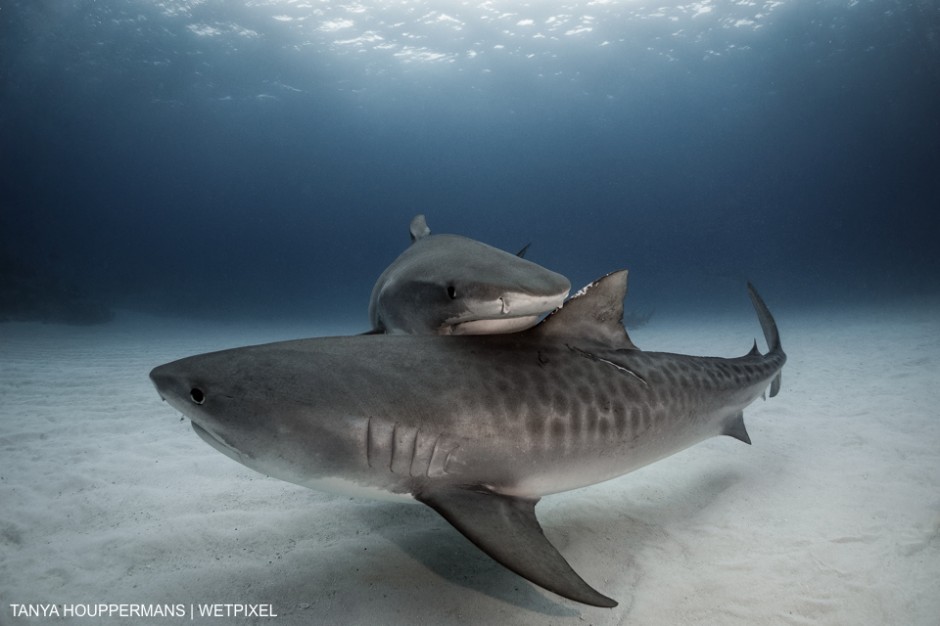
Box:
409, 428, 420, 477
390, 422, 412, 474
412, 429, 444, 478
427, 434, 443, 478
366, 416, 373, 469
428, 436, 455, 477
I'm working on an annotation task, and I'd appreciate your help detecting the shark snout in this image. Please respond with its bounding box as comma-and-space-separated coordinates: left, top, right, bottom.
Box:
496, 294, 537, 315
149, 362, 204, 413
149, 366, 171, 401
447, 288, 570, 335
499, 291, 566, 317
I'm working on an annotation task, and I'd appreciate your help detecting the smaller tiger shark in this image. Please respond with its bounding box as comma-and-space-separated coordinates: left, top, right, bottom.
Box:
150, 271, 785, 607
369, 215, 571, 335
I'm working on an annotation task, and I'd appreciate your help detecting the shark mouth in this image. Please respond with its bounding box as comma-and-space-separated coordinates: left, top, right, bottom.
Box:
449, 314, 541, 335
191, 421, 247, 462
446, 292, 567, 335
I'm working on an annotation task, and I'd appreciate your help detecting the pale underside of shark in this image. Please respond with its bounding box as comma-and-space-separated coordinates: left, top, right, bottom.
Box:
369, 214, 571, 335
150, 270, 785, 607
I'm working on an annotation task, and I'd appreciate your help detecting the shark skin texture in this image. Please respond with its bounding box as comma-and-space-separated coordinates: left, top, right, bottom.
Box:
150, 270, 785, 607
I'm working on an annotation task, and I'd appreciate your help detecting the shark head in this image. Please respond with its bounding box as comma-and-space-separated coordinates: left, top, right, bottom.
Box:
370, 216, 571, 335
149, 351, 387, 498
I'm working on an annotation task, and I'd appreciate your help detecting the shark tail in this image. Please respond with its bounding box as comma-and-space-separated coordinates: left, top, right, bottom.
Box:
746, 282, 783, 397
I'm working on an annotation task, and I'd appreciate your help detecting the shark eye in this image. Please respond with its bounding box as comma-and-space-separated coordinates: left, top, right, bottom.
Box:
190, 388, 206, 405
446, 285, 458, 300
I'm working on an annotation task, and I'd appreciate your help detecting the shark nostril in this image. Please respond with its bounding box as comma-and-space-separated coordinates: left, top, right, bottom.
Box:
500, 297, 510, 315
447, 285, 458, 300
190, 388, 206, 405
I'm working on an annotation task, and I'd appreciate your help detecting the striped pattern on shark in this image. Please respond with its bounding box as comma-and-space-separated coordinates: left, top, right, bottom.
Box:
150, 270, 785, 607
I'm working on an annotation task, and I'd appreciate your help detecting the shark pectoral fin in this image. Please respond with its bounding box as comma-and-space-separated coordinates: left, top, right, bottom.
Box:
416, 486, 618, 608
722, 411, 752, 445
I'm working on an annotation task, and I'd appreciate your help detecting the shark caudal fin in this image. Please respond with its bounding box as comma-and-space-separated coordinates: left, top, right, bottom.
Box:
746, 282, 783, 397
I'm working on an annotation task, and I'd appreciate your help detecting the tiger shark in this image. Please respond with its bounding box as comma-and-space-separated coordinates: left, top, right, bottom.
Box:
150, 271, 785, 607
369, 215, 571, 334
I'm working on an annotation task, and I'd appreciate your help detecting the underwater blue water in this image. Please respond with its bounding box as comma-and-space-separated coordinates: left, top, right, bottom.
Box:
1, 0, 938, 326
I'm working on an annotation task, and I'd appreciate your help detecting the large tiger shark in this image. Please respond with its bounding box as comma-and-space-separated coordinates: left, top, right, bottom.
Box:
150, 271, 785, 607
369, 215, 571, 335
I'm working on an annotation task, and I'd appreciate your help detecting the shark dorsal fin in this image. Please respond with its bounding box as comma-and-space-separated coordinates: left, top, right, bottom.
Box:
409, 214, 431, 242
531, 270, 637, 350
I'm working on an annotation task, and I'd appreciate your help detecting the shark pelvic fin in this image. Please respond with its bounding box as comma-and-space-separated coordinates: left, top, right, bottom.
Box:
531, 270, 637, 350
722, 411, 752, 445
416, 486, 617, 608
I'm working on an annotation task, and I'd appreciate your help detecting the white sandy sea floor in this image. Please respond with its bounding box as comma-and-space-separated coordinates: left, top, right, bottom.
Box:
1, 301, 939, 626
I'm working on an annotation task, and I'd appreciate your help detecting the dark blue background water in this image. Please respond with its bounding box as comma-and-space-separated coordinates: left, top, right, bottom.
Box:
2, 0, 938, 327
